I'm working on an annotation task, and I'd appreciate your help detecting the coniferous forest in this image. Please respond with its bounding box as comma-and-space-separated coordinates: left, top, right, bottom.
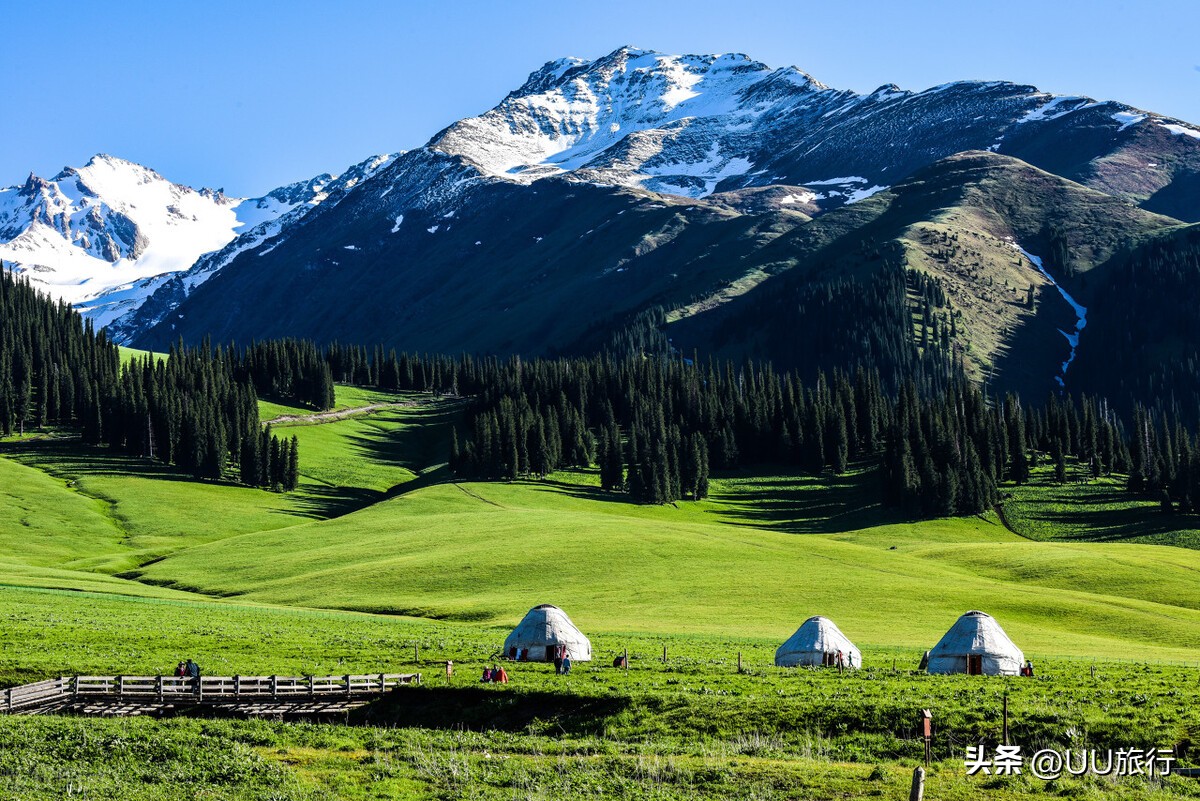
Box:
6, 263, 1200, 516
326, 345, 1200, 518
0, 272, 305, 489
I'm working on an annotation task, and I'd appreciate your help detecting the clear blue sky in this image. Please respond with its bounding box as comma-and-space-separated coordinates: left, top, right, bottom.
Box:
3, 0, 1197, 197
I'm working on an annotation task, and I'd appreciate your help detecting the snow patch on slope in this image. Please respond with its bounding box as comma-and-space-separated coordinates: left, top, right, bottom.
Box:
1013, 243, 1087, 388
845, 185, 888, 204
1016, 95, 1083, 124
1111, 111, 1147, 131
1159, 122, 1200, 140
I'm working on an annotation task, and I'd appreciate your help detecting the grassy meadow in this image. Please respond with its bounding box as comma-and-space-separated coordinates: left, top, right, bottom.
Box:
3, 383, 1200, 798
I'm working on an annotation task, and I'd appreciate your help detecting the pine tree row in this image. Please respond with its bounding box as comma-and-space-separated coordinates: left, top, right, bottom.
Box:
0, 271, 300, 489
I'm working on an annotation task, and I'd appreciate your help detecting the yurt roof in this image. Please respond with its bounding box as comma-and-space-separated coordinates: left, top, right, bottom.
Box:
505, 604, 590, 645
929, 610, 1023, 658
780, 616, 855, 649
775, 615, 861, 665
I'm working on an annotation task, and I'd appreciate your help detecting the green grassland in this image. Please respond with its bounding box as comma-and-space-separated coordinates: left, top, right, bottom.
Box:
1004, 463, 1200, 548
117, 345, 166, 365
4, 383, 1200, 798
2, 585, 1199, 800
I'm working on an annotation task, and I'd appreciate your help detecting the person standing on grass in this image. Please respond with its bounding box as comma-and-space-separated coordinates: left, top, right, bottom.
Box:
554, 648, 564, 675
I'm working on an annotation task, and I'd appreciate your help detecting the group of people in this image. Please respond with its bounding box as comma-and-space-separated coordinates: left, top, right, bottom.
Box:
552, 645, 572, 675
174, 659, 201, 680
480, 665, 509, 683
1020, 660, 1036, 677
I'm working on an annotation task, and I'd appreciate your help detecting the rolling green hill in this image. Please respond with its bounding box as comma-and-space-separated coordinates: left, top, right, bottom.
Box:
120, 473, 1200, 661
6, 383, 1200, 799
2, 384, 1199, 662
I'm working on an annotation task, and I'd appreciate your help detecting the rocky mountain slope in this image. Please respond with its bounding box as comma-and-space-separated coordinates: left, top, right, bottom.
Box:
17, 46, 1198, 397
0, 154, 395, 328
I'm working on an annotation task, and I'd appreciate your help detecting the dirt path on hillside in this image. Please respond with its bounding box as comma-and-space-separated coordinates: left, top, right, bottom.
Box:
266, 400, 422, 425
994, 502, 1023, 537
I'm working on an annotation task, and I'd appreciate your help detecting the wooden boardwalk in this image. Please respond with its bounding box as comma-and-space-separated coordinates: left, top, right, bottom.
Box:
2, 673, 421, 717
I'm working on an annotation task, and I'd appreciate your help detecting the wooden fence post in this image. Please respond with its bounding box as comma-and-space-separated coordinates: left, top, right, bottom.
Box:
271, 675, 278, 701
662, 645, 667, 664
1003, 693, 1009, 745
345, 674, 352, 698
379, 673, 386, 693
415, 644, 419, 665
235, 675, 241, 699
156, 675, 163, 702
737, 652, 743, 673
624, 648, 629, 672
5, 687, 11, 714
909, 766, 925, 801
308, 675, 315, 699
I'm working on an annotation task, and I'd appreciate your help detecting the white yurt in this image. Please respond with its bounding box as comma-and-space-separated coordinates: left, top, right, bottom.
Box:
774, 616, 861, 668
503, 604, 592, 662
926, 610, 1024, 675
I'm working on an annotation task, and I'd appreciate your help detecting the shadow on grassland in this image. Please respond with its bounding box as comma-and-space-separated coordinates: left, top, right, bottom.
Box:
1013, 484, 1200, 546
345, 400, 466, 476
352, 685, 631, 735
285, 484, 387, 520
3, 433, 382, 522
708, 466, 896, 534
1, 435, 208, 484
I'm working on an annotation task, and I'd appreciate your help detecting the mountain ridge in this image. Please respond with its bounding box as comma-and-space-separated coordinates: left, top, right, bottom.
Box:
2, 45, 1197, 401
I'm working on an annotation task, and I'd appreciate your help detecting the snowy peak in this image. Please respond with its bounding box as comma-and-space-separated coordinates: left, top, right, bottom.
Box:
0, 155, 247, 306
100, 152, 399, 339
425, 46, 1200, 205
429, 46, 822, 193
0, 152, 390, 322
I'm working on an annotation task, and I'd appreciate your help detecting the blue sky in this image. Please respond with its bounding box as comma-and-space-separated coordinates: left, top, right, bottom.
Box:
3, 0, 1197, 196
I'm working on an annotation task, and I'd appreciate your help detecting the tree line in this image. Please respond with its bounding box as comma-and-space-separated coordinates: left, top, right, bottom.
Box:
8, 260, 1200, 516
327, 344, 1198, 518
0, 271, 301, 489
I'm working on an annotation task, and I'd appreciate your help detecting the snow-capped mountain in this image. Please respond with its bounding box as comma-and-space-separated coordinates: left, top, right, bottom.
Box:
19, 45, 1194, 379
123, 45, 1199, 364
0, 155, 245, 311
427, 46, 1199, 211
101, 153, 396, 339
0, 153, 395, 330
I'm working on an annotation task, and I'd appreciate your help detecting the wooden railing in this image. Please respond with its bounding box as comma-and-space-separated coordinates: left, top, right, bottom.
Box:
3, 672, 420, 713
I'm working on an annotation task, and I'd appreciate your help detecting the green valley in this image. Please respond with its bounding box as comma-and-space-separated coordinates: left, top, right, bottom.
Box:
4, 380, 1200, 799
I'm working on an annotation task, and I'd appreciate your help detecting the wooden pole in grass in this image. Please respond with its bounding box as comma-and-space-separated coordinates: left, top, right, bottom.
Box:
737, 652, 743, 673
909, 766, 925, 801
921, 710, 932, 767
1003, 694, 1009, 746
624, 647, 629, 672
663, 645, 667, 664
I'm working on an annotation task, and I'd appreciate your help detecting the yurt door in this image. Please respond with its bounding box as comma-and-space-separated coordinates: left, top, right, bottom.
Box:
967, 655, 983, 675
545, 646, 556, 661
